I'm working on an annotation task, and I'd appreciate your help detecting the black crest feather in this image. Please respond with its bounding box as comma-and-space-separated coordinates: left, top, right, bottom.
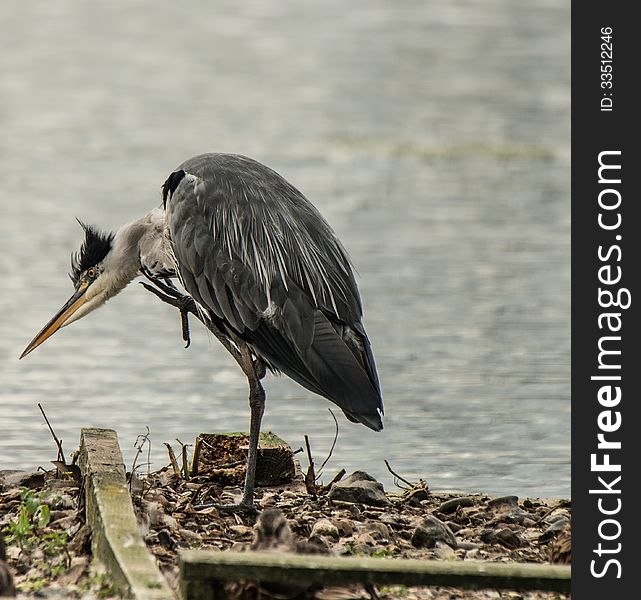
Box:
162, 169, 186, 208
70, 220, 115, 284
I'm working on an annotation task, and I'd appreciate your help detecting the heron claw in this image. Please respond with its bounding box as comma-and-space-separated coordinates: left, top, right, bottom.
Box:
181, 309, 191, 348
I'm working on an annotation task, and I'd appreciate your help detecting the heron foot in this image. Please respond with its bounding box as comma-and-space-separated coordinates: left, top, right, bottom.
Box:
139, 267, 195, 347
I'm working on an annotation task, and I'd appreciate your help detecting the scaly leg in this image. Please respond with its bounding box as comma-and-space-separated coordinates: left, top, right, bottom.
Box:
236, 343, 266, 509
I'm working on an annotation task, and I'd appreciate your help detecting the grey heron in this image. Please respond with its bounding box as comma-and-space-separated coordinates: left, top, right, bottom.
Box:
21, 153, 384, 510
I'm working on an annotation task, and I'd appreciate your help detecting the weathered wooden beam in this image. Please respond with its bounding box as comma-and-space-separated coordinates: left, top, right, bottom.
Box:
179, 550, 570, 599
78, 428, 175, 600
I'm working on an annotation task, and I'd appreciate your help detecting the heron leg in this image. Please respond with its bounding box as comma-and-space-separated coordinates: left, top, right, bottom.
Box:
237, 343, 266, 508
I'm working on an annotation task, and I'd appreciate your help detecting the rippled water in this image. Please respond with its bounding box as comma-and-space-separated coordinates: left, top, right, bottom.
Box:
0, 0, 570, 497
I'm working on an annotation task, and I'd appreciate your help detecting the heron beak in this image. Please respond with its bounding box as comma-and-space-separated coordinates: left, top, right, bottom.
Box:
20, 284, 89, 359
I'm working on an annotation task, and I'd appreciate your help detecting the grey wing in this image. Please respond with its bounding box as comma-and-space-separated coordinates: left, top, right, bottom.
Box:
163, 153, 383, 430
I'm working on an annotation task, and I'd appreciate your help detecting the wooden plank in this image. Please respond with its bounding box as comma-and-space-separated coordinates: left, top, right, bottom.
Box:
78, 428, 175, 600
179, 550, 570, 598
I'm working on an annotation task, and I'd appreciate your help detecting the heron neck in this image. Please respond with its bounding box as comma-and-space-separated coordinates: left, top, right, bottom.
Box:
104, 208, 169, 292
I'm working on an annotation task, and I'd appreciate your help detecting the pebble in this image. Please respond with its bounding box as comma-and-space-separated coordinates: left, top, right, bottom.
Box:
259, 493, 277, 508
43, 492, 76, 510
305, 535, 332, 552
480, 527, 526, 549
50, 514, 76, 530
310, 519, 340, 540
0, 470, 44, 491
364, 522, 391, 541
58, 556, 88, 585
438, 496, 477, 514
487, 495, 519, 510
328, 471, 391, 507
539, 517, 570, 543
456, 541, 480, 550
331, 518, 354, 537
445, 521, 462, 533
352, 531, 377, 546
379, 513, 402, 527
411, 515, 457, 549
434, 541, 456, 559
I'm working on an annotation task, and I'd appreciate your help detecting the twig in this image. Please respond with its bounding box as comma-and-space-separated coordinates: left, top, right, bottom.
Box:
316, 408, 339, 480
319, 468, 346, 495
176, 438, 191, 480
130, 426, 151, 484
38, 403, 65, 465
191, 437, 202, 476
303, 435, 317, 496
181, 445, 190, 481
384, 459, 414, 489
165, 443, 181, 477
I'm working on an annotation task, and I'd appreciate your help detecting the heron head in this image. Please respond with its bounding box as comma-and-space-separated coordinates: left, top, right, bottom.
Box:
20, 221, 117, 359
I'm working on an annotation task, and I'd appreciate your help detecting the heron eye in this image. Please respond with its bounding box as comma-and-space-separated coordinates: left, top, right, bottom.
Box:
86, 268, 96, 279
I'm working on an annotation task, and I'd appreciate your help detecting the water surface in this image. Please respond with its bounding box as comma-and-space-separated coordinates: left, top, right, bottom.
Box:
0, 0, 570, 497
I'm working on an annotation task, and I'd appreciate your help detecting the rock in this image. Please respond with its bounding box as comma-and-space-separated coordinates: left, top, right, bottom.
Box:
49, 514, 76, 530
445, 521, 462, 533
434, 541, 456, 559
363, 522, 391, 541
331, 519, 354, 537
352, 532, 377, 546
68, 523, 91, 555
539, 517, 570, 544
259, 493, 277, 508
42, 492, 76, 510
487, 495, 519, 510
43, 478, 80, 491
58, 556, 88, 585
303, 535, 332, 553
544, 511, 571, 525
379, 513, 402, 527
456, 527, 475, 539
4, 545, 20, 561
456, 541, 480, 551
0, 470, 44, 491
310, 519, 339, 540
328, 471, 390, 507
411, 515, 457, 549
438, 496, 477, 514
480, 527, 525, 549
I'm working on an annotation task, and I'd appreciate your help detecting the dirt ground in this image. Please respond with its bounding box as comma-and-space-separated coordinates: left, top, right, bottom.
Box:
0, 441, 570, 600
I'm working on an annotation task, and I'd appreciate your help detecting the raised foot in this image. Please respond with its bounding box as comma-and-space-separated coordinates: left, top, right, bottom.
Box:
139, 267, 195, 347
